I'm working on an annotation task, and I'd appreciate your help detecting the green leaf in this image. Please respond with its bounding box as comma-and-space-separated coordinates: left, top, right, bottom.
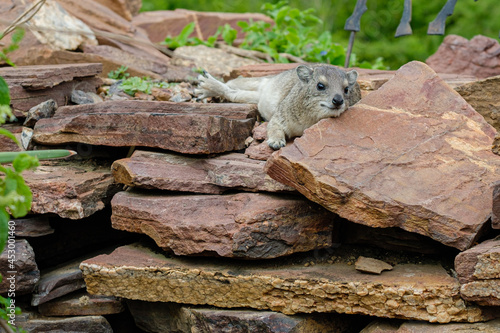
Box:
177, 22, 196, 45
0, 150, 74, 164
0, 128, 19, 146
237, 21, 249, 29
0, 77, 10, 106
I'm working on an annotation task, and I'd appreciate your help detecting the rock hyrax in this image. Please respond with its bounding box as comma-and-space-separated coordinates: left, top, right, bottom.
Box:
196, 64, 361, 149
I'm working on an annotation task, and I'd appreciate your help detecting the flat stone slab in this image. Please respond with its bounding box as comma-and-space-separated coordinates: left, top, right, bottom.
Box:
455, 237, 500, 306
460, 280, 500, 306
33, 100, 257, 154
38, 290, 124, 316
112, 150, 293, 194
12, 216, 54, 237
32, 256, 86, 306
111, 191, 333, 259
16, 313, 112, 333
24, 161, 118, 219
455, 237, 500, 284
127, 300, 358, 333
0, 63, 102, 113
81, 243, 499, 323
355, 256, 393, 275
0, 239, 39, 295
265, 61, 500, 251
362, 318, 500, 333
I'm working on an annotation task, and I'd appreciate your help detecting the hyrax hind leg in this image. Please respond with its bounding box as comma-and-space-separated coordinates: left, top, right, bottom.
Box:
195, 72, 261, 104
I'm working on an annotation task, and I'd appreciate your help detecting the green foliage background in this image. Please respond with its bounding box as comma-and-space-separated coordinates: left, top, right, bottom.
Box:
141, 0, 500, 69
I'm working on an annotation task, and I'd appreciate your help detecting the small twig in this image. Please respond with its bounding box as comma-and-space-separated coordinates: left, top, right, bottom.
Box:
278, 52, 306, 63
0, 0, 46, 39
0, 318, 15, 333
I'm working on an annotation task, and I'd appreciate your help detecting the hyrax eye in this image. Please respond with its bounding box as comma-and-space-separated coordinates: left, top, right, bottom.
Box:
344, 87, 349, 94
317, 83, 326, 91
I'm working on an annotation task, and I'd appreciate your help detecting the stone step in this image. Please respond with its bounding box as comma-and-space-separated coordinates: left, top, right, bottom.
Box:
33, 100, 257, 154
127, 300, 362, 333
111, 191, 333, 259
81, 243, 499, 323
112, 150, 294, 194
23, 161, 118, 220
265, 61, 500, 251
0, 63, 102, 114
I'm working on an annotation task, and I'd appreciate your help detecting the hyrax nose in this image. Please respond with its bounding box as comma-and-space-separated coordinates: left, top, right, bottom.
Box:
332, 94, 344, 106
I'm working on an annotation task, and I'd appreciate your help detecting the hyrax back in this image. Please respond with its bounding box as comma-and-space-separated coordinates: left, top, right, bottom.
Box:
195, 64, 361, 150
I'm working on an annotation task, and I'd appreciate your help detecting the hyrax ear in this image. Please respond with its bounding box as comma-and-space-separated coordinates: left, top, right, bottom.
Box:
346, 70, 358, 86
296, 65, 314, 83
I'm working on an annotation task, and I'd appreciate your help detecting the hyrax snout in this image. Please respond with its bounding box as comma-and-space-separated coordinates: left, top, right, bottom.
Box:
195, 64, 361, 150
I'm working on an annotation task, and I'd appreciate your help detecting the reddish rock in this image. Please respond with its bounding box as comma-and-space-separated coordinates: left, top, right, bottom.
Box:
455, 237, 500, 284
493, 181, 500, 229
0, 123, 23, 152
83, 44, 168, 76
81, 243, 498, 322
38, 291, 124, 316
427, 34, 500, 79
0, 63, 102, 113
31, 256, 86, 306
112, 150, 293, 194
355, 256, 393, 275
455, 75, 500, 132
0, 240, 39, 295
127, 300, 359, 333
455, 237, 500, 306
13, 216, 54, 237
24, 161, 118, 220
361, 319, 500, 333
94, 0, 141, 21
58, 0, 136, 36
133, 9, 274, 43
33, 100, 257, 155
111, 191, 333, 259
265, 61, 500, 251
16, 312, 112, 333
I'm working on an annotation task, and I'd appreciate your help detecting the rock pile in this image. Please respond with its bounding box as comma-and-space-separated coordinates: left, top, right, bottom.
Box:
0, 3, 500, 332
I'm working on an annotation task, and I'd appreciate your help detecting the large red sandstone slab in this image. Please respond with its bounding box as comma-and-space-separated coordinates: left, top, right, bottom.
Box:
112, 150, 293, 193
0, 63, 102, 113
427, 35, 500, 79
24, 162, 118, 219
111, 191, 332, 259
81, 243, 499, 323
265, 61, 500, 251
33, 100, 257, 154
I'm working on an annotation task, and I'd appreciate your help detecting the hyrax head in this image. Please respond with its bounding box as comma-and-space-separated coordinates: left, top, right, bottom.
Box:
296, 65, 358, 117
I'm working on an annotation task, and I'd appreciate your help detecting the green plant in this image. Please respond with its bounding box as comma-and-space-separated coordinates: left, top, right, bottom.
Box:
119, 76, 169, 96
160, 1, 385, 69
162, 22, 237, 49
0, 28, 25, 67
108, 65, 130, 80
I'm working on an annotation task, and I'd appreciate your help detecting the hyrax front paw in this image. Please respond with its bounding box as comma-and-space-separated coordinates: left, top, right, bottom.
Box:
194, 72, 227, 99
267, 137, 286, 150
